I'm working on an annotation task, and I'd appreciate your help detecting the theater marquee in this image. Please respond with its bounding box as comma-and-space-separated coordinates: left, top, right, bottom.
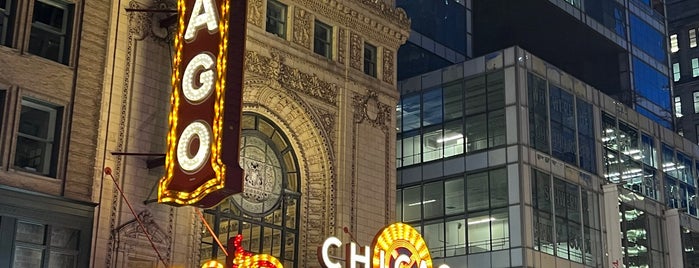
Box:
159, 0, 247, 207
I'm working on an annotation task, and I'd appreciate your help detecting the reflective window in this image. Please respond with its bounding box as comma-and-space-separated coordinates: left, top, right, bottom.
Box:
15, 98, 62, 177
396, 0, 466, 54
691, 28, 697, 48
397, 42, 451, 80
313, 20, 332, 58
673, 63, 680, 82
422, 88, 443, 127
620, 203, 665, 267
670, 34, 679, 53
532, 169, 554, 255
364, 42, 377, 77
584, 0, 626, 38
694, 92, 699, 113
266, 0, 287, 38
29, 0, 74, 64
401, 94, 420, 132
629, 14, 666, 62
445, 178, 464, 215
693, 58, 699, 77
465, 72, 505, 152
534, 169, 602, 263
443, 81, 463, 120
640, 134, 656, 168
550, 85, 576, 165
632, 57, 671, 121
0, 0, 14, 46
577, 99, 596, 173
529, 73, 549, 153
582, 190, 602, 266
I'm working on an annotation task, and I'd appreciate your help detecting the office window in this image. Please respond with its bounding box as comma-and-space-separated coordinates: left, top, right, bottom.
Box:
364, 42, 377, 77
550, 85, 576, 165
691, 29, 697, 48
670, 34, 679, 53
14, 98, 62, 177
529, 73, 549, 153
265, 0, 286, 38
673, 63, 680, 82
675, 96, 683, 118
694, 92, 699, 113
577, 99, 596, 173
0, 0, 14, 46
694, 58, 699, 77
313, 20, 332, 58
28, 0, 74, 64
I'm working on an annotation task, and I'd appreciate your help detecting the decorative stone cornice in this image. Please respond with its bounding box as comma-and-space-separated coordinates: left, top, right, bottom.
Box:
291, 0, 410, 49
244, 50, 338, 106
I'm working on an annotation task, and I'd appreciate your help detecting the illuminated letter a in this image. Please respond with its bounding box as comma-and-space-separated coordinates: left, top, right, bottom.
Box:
184, 0, 220, 42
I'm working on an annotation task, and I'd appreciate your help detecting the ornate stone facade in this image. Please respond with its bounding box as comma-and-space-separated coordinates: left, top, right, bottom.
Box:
92, 0, 408, 267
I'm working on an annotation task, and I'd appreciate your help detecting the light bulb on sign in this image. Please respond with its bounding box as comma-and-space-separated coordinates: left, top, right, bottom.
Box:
177, 121, 212, 172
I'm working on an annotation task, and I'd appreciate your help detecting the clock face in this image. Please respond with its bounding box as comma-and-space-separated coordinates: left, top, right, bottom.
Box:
231, 134, 284, 216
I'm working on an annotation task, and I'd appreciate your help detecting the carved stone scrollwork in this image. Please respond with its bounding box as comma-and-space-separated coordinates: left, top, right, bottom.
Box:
382, 48, 394, 85
338, 28, 347, 65
349, 32, 362, 70
357, 0, 410, 30
352, 90, 391, 130
293, 7, 312, 49
248, 0, 264, 27
245, 50, 338, 106
127, 0, 176, 44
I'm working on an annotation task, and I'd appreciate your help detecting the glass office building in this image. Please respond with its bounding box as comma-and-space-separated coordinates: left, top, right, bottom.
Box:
396, 47, 698, 267
473, 0, 674, 129
396, 0, 470, 80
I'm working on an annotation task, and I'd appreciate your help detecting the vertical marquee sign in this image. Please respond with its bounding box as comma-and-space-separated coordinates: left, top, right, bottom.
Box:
159, 0, 247, 207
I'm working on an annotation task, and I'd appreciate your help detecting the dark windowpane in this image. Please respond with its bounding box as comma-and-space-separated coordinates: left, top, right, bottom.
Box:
29, 0, 73, 64
266, 0, 286, 38
396, 0, 466, 54
443, 82, 463, 120
445, 178, 464, 214
14, 99, 61, 177
364, 43, 377, 77
489, 168, 507, 208
466, 171, 489, 212
397, 42, 451, 80
0, 0, 14, 46
528, 73, 549, 153
313, 20, 331, 58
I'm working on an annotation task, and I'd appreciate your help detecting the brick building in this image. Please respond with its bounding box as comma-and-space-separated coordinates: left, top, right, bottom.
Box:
0, 0, 111, 267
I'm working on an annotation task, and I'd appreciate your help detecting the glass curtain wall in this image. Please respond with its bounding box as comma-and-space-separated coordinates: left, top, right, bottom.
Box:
397, 71, 505, 168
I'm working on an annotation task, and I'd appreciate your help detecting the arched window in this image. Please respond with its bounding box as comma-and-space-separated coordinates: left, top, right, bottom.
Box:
201, 113, 300, 267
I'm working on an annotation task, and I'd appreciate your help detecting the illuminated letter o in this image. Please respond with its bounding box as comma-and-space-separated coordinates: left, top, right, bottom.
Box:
177, 121, 212, 172
183, 53, 216, 103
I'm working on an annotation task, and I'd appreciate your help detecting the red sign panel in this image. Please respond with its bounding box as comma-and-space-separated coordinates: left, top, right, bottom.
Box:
159, 0, 247, 207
